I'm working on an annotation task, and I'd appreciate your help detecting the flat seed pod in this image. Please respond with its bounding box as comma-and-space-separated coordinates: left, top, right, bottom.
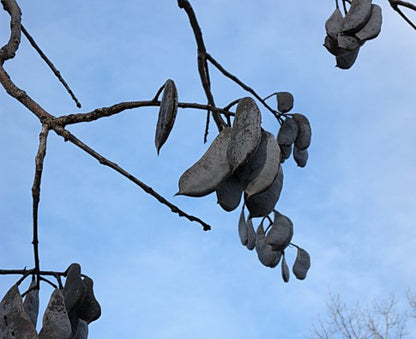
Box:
341, 0, 373, 34
325, 8, 344, 39
266, 211, 294, 252
75, 276, 101, 324
235, 130, 268, 189
355, 4, 382, 41
39, 288, 72, 339
245, 131, 281, 197
281, 252, 290, 283
293, 147, 308, 168
23, 278, 39, 328
255, 221, 281, 268
292, 113, 312, 150
227, 97, 262, 172
277, 117, 298, 146
177, 127, 232, 197
336, 47, 360, 69
238, 207, 248, 246
155, 79, 178, 154
246, 217, 256, 250
324, 35, 351, 57
279, 144, 292, 162
338, 33, 362, 51
276, 92, 294, 113
293, 247, 311, 280
245, 165, 283, 218
216, 174, 243, 212
72, 319, 88, 339
63, 263, 86, 313
0, 284, 37, 338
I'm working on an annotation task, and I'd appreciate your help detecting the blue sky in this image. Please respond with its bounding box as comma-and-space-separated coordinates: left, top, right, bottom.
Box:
1, 1, 416, 338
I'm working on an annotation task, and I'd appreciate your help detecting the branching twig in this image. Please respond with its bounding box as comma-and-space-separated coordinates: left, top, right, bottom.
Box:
52, 125, 212, 231
0, 0, 22, 63
389, 0, 416, 30
21, 24, 82, 108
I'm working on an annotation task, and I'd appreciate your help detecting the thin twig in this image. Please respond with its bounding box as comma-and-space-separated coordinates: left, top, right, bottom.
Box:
389, 0, 416, 30
21, 24, 82, 108
0, 269, 66, 276
52, 125, 212, 231
39, 276, 58, 289
31, 124, 50, 283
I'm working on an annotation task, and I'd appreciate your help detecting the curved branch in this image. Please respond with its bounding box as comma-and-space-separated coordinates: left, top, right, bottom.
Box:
0, 0, 22, 63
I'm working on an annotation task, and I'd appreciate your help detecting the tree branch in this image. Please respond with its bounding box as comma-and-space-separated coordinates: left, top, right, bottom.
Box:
0, 0, 22, 63
388, 0, 416, 30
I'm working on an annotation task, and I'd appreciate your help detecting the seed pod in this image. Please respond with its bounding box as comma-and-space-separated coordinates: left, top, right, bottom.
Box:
75, 276, 101, 324
355, 4, 382, 41
155, 79, 178, 154
0, 284, 37, 338
324, 35, 351, 57
281, 252, 290, 283
336, 47, 360, 69
227, 97, 262, 172
177, 128, 232, 197
279, 144, 292, 162
238, 207, 248, 246
235, 130, 268, 189
245, 131, 281, 197
63, 263, 86, 313
245, 165, 283, 218
255, 221, 281, 268
325, 8, 344, 39
266, 211, 294, 252
293, 147, 308, 168
276, 92, 294, 113
246, 217, 256, 251
23, 278, 39, 328
72, 319, 88, 339
341, 0, 373, 34
338, 33, 362, 51
277, 117, 298, 146
293, 247, 311, 280
292, 113, 311, 150
216, 174, 243, 212
39, 289, 72, 339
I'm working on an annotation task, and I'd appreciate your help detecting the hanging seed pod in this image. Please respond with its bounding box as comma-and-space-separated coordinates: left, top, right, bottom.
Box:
255, 221, 281, 268
281, 252, 290, 283
279, 144, 292, 162
177, 128, 232, 197
23, 278, 39, 328
338, 33, 362, 51
276, 92, 294, 113
245, 165, 283, 218
341, 0, 373, 34
292, 247, 311, 280
292, 113, 311, 150
155, 79, 178, 154
72, 319, 88, 339
336, 47, 360, 69
227, 97, 262, 172
246, 217, 256, 251
277, 117, 298, 146
39, 289, 72, 339
75, 276, 101, 324
63, 263, 86, 313
0, 284, 37, 338
293, 147, 308, 168
266, 211, 294, 252
325, 8, 344, 39
245, 131, 281, 197
238, 207, 248, 246
324, 35, 351, 57
216, 174, 243, 212
355, 4, 382, 41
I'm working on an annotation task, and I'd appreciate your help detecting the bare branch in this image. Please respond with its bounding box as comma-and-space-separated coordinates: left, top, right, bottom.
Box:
0, 0, 22, 63
389, 0, 416, 30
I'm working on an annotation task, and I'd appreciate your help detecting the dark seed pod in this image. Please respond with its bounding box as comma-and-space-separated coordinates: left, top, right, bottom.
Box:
227, 97, 262, 172
75, 276, 101, 324
279, 144, 292, 162
277, 117, 298, 146
355, 4, 382, 41
23, 278, 39, 328
246, 217, 256, 251
155, 79, 178, 154
338, 33, 362, 51
255, 221, 281, 268
293, 247, 311, 280
336, 47, 360, 69
216, 174, 243, 212
293, 147, 308, 168
266, 211, 294, 252
325, 8, 344, 39
281, 252, 290, 283
292, 113, 311, 150
341, 0, 373, 34
39, 288, 72, 339
276, 92, 294, 113
0, 284, 37, 338
238, 207, 248, 246
71, 318, 88, 339
245, 165, 283, 218
324, 35, 351, 57
63, 263, 86, 313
